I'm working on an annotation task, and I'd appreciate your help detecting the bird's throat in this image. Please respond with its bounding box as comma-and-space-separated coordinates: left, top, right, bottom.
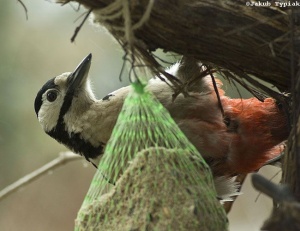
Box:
47, 125, 104, 159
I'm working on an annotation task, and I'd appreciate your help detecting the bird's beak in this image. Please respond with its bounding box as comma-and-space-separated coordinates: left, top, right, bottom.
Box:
67, 53, 92, 91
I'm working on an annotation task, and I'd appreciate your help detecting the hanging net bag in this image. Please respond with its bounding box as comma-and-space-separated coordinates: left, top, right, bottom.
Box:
74, 81, 228, 231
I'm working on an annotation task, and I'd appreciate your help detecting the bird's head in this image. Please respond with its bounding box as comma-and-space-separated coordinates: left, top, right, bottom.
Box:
34, 53, 94, 133
34, 54, 105, 162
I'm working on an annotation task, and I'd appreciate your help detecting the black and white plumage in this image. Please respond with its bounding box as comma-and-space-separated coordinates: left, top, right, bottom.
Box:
35, 55, 103, 162
34, 54, 227, 165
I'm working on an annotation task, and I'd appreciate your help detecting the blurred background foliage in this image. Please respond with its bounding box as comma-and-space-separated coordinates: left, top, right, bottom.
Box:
0, 1, 280, 230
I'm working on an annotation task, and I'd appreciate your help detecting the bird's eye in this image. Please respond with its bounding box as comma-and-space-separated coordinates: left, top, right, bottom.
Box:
47, 90, 58, 102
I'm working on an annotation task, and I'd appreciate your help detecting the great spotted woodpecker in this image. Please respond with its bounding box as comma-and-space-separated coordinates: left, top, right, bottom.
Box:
34, 54, 288, 178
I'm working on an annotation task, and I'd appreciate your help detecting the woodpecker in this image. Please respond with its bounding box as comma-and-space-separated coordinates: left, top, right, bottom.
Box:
34, 54, 289, 177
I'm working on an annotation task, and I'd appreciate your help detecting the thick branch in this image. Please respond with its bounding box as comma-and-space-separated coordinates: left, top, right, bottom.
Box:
61, 0, 295, 91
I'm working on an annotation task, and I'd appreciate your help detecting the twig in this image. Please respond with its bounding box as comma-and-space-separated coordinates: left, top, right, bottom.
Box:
254, 170, 282, 203
71, 8, 93, 43
252, 173, 295, 203
208, 67, 225, 118
0, 152, 81, 202
17, 0, 28, 20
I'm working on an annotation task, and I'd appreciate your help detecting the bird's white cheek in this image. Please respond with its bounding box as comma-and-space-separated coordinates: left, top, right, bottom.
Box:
38, 104, 60, 132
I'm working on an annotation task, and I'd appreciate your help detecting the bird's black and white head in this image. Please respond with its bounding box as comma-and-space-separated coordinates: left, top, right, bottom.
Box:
34, 54, 104, 161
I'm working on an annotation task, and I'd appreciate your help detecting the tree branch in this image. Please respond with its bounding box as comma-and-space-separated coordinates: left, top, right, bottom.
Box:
17, 0, 28, 20
0, 152, 81, 201
57, 0, 297, 92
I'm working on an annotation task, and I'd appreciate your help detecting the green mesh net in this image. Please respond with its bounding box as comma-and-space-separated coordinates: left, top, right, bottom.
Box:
75, 82, 228, 231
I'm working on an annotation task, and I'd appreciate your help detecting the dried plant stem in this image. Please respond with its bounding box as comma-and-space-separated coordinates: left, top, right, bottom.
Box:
71, 8, 93, 43
0, 152, 81, 201
17, 0, 28, 20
